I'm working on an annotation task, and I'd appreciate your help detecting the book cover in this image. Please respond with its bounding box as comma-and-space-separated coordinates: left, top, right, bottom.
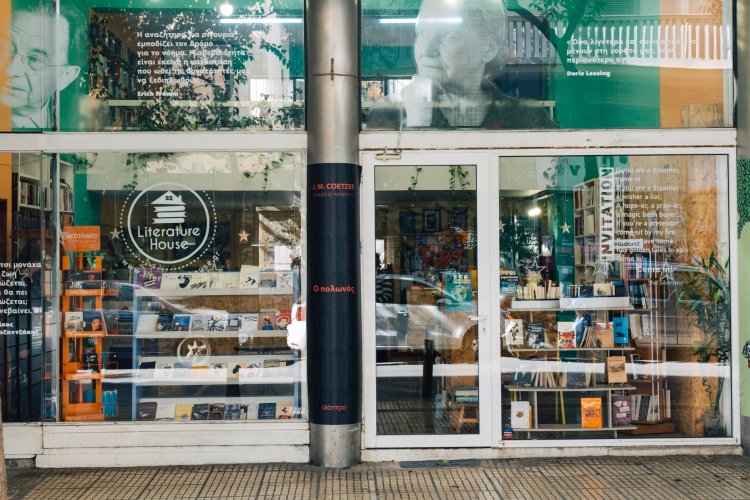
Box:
155, 403, 175, 421
207, 312, 228, 331
134, 268, 162, 289
606, 356, 628, 384
239, 265, 260, 288
630, 354, 643, 380
581, 397, 603, 429
525, 322, 546, 349
172, 314, 191, 332
191, 403, 209, 420
567, 370, 588, 388
224, 403, 242, 420
500, 274, 519, 295
82, 311, 105, 332
117, 311, 134, 336
221, 272, 240, 288
226, 314, 243, 332
136, 313, 159, 332
275, 310, 292, 330
503, 319, 524, 347
276, 271, 293, 290
159, 273, 182, 290
154, 362, 173, 379
208, 272, 224, 289
510, 400, 532, 429
64, 312, 83, 332
189, 314, 208, 331
612, 395, 632, 425
263, 359, 281, 369
556, 322, 577, 349
136, 402, 157, 421
241, 313, 259, 332
245, 403, 258, 420
174, 404, 192, 422
612, 316, 629, 345
594, 322, 614, 348
276, 401, 295, 419
258, 310, 276, 330
155, 313, 173, 332
445, 272, 473, 304
209, 403, 225, 420
83, 350, 99, 372
258, 402, 276, 419
188, 273, 211, 290
259, 271, 277, 288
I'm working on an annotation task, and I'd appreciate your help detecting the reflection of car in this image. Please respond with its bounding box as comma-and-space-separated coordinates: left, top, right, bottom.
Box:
375, 274, 478, 354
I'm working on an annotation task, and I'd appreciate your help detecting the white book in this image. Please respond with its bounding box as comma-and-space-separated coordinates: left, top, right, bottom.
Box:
136, 313, 158, 332
510, 401, 532, 429
245, 402, 259, 420
222, 272, 240, 289
503, 319, 524, 346
239, 265, 260, 288
155, 403, 176, 421
276, 271, 293, 290
159, 273, 182, 290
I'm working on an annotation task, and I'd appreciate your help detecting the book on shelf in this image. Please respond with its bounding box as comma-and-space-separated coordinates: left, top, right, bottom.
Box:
263, 359, 281, 369
581, 397, 603, 429
208, 272, 224, 289
606, 356, 628, 384
276, 401, 295, 419
276, 271, 293, 291
207, 312, 228, 331
174, 404, 192, 422
510, 400, 532, 429
134, 268, 162, 289
641, 318, 653, 338
172, 314, 191, 332
239, 265, 260, 288
258, 310, 277, 330
83, 350, 100, 372
525, 322, 546, 349
611, 395, 632, 425
159, 273, 182, 290
258, 402, 277, 419
154, 362, 174, 378
82, 311, 105, 332
259, 272, 277, 288
594, 322, 614, 348
155, 403, 176, 421
224, 403, 242, 420
155, 313, 173, 332
512, 369, 532, 387
503, 318, 524, 347
117, 311, 134, 336
191, 403, 210, 421
627, 313, 642, 339
557, 322, 577, 349
566, 369, 589, 388
136, 313, 159, 332
240, 313, 259, 332
222, 272, 241, 289
65, 311, 84, 332
245, 403, 258, 420
500, 273, 519, 296
209, 403, 225, 420
189, 314, 208, 331
138, 361, 156, 371
226, 314, 243, 332
136, 402, 157, 421
275, 310, 291, 330
612, 316, 629, 345
187, 273, 211, 290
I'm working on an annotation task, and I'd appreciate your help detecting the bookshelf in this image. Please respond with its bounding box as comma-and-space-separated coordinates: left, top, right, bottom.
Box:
128, 275, 305, 422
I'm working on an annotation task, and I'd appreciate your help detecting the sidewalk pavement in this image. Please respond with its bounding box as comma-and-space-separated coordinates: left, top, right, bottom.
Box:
8, 454, 750, 499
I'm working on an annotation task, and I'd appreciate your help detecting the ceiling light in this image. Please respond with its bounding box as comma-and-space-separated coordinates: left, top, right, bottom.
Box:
528, 206, 542, 217
219, 1, 234, 17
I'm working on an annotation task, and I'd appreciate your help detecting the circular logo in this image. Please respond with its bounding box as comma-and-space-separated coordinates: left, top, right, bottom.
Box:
120, 182, 216, 270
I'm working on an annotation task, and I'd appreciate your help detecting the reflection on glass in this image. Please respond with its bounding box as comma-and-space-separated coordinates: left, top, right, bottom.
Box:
0, 1, 305, 132
375, 164, 479, 435
499, 155, 731, 440
55, 151, 306, 422
362, 0, 733, 129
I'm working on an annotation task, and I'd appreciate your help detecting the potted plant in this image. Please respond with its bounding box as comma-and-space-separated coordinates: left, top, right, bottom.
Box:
677, 252, 730, 436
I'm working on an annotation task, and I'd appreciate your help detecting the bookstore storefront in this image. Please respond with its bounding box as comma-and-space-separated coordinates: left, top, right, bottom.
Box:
0, 0, 741, 466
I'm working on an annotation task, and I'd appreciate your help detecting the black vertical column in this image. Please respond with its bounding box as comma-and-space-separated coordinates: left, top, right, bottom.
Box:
306, 0, 361, 466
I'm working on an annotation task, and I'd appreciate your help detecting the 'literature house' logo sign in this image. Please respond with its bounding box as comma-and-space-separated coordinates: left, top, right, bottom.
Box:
121, 182, 216, 269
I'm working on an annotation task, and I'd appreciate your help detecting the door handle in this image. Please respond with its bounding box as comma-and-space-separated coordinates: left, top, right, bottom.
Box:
469, 315, 485, 322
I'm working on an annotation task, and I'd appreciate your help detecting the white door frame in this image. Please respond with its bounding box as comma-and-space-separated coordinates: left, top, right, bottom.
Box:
361, 151, 496, 449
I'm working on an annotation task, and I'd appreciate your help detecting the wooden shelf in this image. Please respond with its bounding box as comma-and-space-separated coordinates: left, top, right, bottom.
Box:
64, 331, 106, 339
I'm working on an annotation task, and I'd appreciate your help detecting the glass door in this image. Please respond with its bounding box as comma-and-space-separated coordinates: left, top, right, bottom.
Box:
362, 152, 492, 448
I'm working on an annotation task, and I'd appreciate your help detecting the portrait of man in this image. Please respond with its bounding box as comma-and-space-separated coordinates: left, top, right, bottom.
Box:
0, 8, 81, 130
366, 0, 556, 130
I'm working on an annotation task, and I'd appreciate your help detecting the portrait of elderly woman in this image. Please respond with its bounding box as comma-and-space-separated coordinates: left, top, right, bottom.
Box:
367, 0, 556, 130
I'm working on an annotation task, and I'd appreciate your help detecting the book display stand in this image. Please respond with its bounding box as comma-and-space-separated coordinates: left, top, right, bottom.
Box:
61, 253, 105, 422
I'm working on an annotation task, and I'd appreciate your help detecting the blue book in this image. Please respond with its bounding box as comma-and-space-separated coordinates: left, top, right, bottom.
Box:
258, 403, 277, 419
613, 317, 629, 345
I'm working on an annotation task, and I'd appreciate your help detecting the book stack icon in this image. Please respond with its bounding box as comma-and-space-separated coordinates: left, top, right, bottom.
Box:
152, 191, 186, 224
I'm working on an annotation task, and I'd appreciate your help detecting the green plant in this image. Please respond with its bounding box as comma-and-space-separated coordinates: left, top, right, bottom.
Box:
677, 253, 730, 420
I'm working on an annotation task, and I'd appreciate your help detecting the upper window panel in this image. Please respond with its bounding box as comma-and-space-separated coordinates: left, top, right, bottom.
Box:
0, 1, 304, 132
362, 0, 733, 130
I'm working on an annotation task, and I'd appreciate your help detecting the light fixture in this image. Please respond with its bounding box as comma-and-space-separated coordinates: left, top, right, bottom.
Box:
219, 1, 234, 17
220, 17, 303, 24
528, 206, 542, 217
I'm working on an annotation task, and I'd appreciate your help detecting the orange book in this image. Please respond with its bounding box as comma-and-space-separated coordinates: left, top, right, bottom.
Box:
581, 397, 603, 429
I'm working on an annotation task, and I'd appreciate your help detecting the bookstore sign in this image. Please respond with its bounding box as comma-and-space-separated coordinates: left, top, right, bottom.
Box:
120, 182, 217, 271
